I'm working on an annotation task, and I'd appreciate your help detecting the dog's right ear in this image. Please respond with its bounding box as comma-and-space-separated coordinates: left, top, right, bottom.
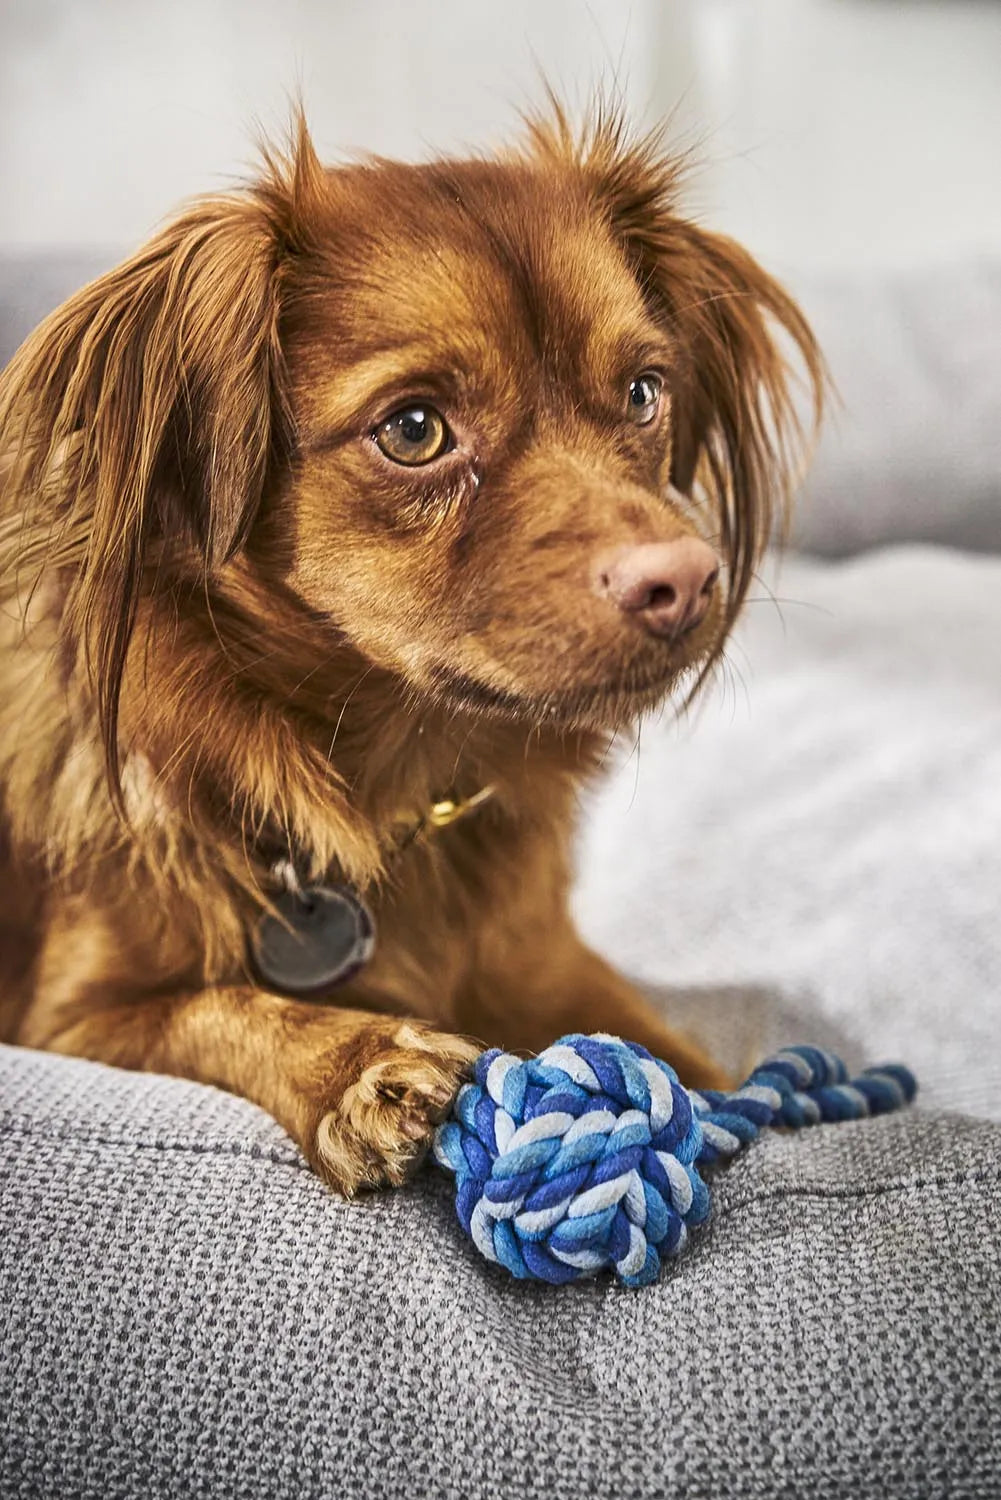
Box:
525, 100, 825, 628
0, 114, 324, 798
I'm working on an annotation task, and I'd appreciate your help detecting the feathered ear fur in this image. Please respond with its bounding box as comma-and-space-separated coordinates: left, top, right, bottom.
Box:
527, 103, 826, 624
0, 117, 323, 798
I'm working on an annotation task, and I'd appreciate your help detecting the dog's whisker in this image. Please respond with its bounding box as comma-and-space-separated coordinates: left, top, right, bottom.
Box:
743, 591, 835, 618
324, 665, 378, 765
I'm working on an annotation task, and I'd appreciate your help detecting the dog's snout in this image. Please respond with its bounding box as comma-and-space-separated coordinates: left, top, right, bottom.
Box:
596, 538, 720, 639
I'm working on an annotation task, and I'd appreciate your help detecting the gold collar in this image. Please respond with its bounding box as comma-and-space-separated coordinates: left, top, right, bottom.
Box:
253, 782, 499, 998
266, 784, 498, 900
424, 783, 497, 829
396, 783, 497, 849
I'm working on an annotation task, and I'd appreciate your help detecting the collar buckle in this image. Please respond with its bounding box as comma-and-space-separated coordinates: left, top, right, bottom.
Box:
425, 784, 497, 829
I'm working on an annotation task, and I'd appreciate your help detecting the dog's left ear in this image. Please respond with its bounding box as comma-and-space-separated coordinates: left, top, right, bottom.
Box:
136, 200, 290, 565
532, 109, 825, 619
0, 112, 324, 799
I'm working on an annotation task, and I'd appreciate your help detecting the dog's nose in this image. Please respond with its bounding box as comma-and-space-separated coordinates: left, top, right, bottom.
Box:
596, 538, 720, 638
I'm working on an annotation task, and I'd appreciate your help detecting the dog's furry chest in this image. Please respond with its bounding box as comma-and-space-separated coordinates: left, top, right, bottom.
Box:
242, 810, 554, 1025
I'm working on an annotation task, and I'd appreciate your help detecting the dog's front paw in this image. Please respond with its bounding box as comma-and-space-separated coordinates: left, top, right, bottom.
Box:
312, 1021, 479, 1195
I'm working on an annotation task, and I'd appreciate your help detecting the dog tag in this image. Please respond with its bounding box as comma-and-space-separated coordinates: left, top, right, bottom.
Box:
249, 883, 375, 999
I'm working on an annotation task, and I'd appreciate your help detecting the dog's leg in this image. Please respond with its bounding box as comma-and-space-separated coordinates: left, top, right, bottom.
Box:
461, 927, 734, 1092
19, 973, 478, 1194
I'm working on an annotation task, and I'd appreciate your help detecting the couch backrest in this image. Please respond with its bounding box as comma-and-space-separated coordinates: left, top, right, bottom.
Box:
3, 253, 999, 555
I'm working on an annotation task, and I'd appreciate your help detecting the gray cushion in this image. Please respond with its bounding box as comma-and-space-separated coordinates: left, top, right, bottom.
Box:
1, 1041, 998, 1500
3, 546, 1001, 1495
788, 260, 1001, 554
0, 250, 118, 367
576, 545, 1001, 1124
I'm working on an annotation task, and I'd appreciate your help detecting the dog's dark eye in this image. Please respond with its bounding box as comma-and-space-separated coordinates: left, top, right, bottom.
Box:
626, 373, 662, 426
374, 405, 450, 466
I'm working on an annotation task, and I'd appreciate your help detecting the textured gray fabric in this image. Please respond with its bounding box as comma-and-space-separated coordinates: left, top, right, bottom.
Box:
2, 550, 1000, 1494
2, 1042, 999, 1500
576, 546, 1001, 1124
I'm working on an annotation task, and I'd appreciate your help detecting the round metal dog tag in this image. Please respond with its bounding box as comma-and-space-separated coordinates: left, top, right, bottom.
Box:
249, 883, 376, 999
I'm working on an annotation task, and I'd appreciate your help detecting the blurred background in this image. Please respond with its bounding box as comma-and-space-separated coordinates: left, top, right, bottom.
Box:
2, 0, 1001, 267
2, 0, 1000, 551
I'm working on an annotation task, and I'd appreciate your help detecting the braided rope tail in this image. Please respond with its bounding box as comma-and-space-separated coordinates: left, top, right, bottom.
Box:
433, 1037, 917, 1288
692, 1045, 918, 1164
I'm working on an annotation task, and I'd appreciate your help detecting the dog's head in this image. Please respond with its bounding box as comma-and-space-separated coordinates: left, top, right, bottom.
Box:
2, 107, 822, 786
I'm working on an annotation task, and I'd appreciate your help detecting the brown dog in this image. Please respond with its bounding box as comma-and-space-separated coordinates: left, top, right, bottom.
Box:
0, 108, 822, 1194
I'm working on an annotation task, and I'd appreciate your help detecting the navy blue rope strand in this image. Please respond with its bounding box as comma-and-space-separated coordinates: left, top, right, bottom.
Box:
690, 1046, 917, 1163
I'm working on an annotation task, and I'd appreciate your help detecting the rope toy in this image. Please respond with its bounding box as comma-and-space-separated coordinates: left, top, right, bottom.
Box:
432, 1034, 917, 1287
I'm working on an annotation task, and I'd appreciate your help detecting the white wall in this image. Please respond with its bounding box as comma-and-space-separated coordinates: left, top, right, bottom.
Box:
686, 0, 1001, 272
1, 0, 1000, 271
0, 0, 685, 249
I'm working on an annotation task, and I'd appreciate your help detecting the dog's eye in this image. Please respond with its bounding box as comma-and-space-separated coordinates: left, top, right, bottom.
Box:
626, 373, 662, 426
374, 405, 450, 465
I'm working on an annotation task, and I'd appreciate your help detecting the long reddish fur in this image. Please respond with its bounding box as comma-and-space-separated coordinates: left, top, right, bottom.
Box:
0, 107, 823, 1192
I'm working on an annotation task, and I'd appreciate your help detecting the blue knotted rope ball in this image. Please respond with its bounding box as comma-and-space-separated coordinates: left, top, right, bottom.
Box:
432, 1033, 917, 1287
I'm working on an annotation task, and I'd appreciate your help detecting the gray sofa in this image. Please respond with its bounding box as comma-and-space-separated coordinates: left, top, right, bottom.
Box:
2, 256, 1000, 1498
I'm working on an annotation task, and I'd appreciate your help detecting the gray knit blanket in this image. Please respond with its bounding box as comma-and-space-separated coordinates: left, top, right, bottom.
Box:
3, 545, 1001, 1497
